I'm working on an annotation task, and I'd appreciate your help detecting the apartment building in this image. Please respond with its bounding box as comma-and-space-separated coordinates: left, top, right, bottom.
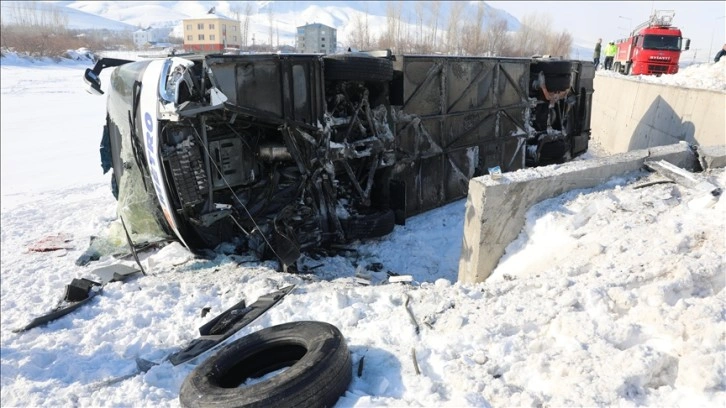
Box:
295, 23, 337, 54
182, 10, 241, 52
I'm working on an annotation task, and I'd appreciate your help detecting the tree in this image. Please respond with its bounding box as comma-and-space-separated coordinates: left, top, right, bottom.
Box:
445, 1, 464, 54
378, 1, 404, 52
242, 3, 252, 48
483, 14, 510, 56
267, 4, 274, 50
415, 2, 425, 48
427, 1, 441, 51
511, 13, 573, 57
348, 6, 372, 51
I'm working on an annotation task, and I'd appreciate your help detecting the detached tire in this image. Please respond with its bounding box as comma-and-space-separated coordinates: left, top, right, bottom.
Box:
179, 321, 352, 408
530, 59, 572, 92
324, 54, 393, 82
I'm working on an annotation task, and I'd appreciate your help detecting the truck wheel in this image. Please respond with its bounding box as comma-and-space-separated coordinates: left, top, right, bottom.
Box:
530, 60, 571, 92
343, 209, 396, 241
625, 63, 632, 75
179, 321, 352, 408
324, 54, 393, 82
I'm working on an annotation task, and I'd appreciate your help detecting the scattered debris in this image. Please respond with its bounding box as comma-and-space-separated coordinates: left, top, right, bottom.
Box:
404, 294, 420, 335
411, 348, 421, 375
13, 263, 141, 333
357, 355, 365, 377
632, 177, 675, 189
120, 216, 146, 275
92, 285, 296, 388
644, 160, 722, 195
168, 285, 295, 365
488, 165, 503, 179
28, 233, 74, 252
388, 275, 413, 284
354, 266, 372, 286
200, 307, 211, 318
367, 262, 384, 272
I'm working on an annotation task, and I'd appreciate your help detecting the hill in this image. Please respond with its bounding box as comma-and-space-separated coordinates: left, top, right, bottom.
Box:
0, 1, 135, 31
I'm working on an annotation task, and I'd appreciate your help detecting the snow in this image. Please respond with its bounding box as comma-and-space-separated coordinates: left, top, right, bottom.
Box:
596, 59, 726, 93
1, 51, 725, 407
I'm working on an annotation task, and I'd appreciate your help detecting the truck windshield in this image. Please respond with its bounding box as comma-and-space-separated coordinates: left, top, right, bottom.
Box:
642, 35, 681, 51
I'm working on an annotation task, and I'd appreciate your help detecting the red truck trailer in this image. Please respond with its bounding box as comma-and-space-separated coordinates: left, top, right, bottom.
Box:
612, 10, 690, 76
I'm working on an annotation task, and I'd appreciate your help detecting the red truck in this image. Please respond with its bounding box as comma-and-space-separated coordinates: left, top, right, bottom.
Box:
612, 10, 690, 76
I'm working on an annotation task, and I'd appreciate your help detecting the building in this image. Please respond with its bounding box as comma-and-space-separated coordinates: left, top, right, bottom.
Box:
296, 23, 337, 54
133, 27, 170, 48
182, 9, 241, 52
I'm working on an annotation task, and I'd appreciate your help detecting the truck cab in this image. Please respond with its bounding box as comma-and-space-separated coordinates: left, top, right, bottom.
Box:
613, 10, 690, 76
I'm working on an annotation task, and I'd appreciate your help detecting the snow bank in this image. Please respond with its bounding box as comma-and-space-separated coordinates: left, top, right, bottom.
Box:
597, 59, 726, 92
0, 48, 97, 67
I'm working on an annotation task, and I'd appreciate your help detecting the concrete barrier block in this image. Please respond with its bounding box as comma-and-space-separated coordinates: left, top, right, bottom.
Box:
697, 145, 726, 170
592, 76, 725, 154
457, 143, 698, 284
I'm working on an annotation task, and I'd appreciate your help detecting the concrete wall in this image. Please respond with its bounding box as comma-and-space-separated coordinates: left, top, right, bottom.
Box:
457, 143, 699, 284
592, 75, 725, 154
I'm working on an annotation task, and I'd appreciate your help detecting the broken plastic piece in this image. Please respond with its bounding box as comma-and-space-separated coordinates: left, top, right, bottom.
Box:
168, 285, 295, 365
64, 278, 101, 302
388, 275, 413, 283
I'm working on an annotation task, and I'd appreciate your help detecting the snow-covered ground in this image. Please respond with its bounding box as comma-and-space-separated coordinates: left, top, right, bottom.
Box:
596, 59, 726, 93
1, 52, 724, 407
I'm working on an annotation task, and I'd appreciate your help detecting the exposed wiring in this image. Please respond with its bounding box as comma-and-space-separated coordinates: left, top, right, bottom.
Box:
188, 123, 286, 264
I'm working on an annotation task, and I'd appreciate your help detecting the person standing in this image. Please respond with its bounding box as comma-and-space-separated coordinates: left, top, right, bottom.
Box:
593, 38, 602, 69
604, 41, 617, 70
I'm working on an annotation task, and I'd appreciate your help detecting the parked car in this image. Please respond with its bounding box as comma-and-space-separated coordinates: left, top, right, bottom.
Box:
84, 50, 594, 269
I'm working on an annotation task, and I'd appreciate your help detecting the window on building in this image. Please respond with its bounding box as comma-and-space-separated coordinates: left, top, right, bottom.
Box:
209, 23, 215, 29
321, 37, 325, 41
187, 35, 192, 41
197, 23, 204, 30
186, 24, 192, 30
322, 30, 326, 34
222, 24, 226, 30
232, 25, 237, 31
198, 34, 205, 40
210, 34, 215, 41
233, 36, 237, 41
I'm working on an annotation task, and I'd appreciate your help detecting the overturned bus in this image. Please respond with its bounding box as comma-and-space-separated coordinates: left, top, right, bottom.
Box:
84, 51, 594, 268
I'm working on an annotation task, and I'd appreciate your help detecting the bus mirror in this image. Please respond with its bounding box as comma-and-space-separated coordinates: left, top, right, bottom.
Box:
84, 68, 103, 95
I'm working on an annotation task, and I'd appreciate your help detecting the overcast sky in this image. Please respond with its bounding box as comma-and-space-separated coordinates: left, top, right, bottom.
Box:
490, 1, 726, 62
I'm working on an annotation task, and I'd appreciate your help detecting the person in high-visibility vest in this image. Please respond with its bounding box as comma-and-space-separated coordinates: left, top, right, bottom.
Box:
604, 41, 617, 70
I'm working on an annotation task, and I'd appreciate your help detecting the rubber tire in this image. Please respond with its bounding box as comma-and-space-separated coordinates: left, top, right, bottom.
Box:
179, 321, 352, 408
530, 60, 572, 92
324, 54, 393, 82
343, 209, 396, 241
